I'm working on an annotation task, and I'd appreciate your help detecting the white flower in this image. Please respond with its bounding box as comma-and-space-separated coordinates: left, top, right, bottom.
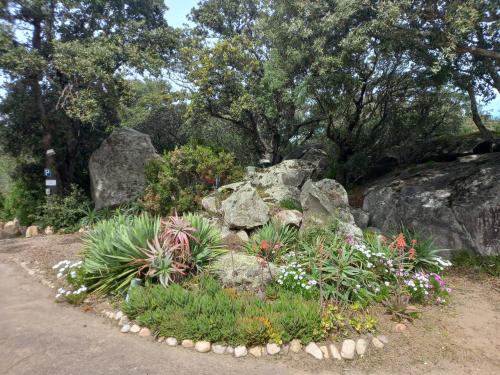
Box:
356, 284, 361, 289
57, 273, 63, 279
55, 293, 61, 298
384, 281, 390, 286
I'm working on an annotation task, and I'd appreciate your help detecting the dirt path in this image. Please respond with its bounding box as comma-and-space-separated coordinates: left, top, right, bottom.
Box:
0, 236, 499, 375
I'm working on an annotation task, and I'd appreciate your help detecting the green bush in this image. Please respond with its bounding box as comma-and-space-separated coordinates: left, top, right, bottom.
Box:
245, 220, 298, 262
141, 143, 244, 215
36, 184, 91, 231
278, 197, 303, 212
451, 251, 500, 277
2, 180, 43, 225
122, 276, 323, 346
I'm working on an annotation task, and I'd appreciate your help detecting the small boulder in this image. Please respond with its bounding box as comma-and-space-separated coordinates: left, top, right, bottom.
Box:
236, 230, 249, 242
356, 338, 368, 356
266, 343, 281, 355
120, 324, 130, 333
44, 226, 54, 235
166, 337, 178, 346
330, 344, 342, 360
212, 344, 226, 354
182, 339, 194, 348
25, 225, 39, 238
226, 346, 234, 354
138, 328, 151, 337
195, 341, 211, 353
234, 345, 247, 358
201, 195, 220, 215
351, 208, 369, 229
320, 345, 330, 359
249, 346, 263, 357
129, 324, 141, 333
211, 252, 278, 289
221, 183, 269, 229
377, 335, 389, 344
305, 342, 323, 359
341, 339, 356, 360
274, 209, 303, 227
372, 337, 384, 349
290, 339, 302, 353
3, 219, 21, 237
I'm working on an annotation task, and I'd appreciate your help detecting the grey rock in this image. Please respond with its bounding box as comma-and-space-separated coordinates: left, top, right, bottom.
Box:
363, 153, 500, 256
236, 230, 249, 242
300, 179, 363, 238
351, 208, 369, 229
201, 195, 220, 215
377, 335, 389, 344
305, 342, 323, 359
221, 183, 270, 229
89, 128, 159, 210
341, 339, 356, 359
2, 219, 20, 237
372, 337, 384, 348
211, 252, 278, 289
274, 209, 303, 227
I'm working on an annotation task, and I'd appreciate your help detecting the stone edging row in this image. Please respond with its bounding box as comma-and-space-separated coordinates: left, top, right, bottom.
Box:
102, 309, 389, 360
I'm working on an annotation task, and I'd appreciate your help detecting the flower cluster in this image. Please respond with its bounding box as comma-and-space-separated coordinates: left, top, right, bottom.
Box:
276, 252, 317, 294
404, 271, 451, 304
53, 259, 87, 301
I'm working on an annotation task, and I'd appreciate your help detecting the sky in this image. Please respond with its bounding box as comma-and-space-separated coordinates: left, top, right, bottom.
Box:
1, 0, 499, 117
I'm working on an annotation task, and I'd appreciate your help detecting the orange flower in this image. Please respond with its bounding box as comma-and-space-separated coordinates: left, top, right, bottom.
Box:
395, 233, 406, 251
411, 239, 417, 246
260, 240, 271, 251
408, 247, 417, 260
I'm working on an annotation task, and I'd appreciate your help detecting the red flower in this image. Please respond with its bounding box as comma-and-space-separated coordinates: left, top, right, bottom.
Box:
408, 247, 417, 260
411, 239, 417, 246
395, 233, 407, 251
260, 240, 271, 251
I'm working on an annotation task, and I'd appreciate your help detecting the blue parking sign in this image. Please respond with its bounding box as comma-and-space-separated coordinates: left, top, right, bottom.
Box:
44, 168, 52, 177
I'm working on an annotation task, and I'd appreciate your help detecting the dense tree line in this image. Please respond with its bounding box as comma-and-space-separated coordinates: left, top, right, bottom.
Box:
0, 0, 498, 198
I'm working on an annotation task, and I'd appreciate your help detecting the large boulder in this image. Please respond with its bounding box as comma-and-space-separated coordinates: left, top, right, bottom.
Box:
363, 153, 500, 256
1, 218, 21, 238
89, 128, 159, 209
300, 179, 362, 238
221, 183, 269, 230
211, 252, 279, 290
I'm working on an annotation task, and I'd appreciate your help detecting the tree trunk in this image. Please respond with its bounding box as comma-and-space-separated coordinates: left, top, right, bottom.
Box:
466, 85, 493, 140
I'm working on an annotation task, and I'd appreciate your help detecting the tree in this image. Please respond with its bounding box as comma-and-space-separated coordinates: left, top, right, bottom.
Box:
0, 0, 177, 192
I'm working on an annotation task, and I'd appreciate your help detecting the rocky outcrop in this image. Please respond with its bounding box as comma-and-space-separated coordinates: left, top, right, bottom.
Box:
300, 179, 362, 238
363, 153, 500, 256
89, 128, 159, 210
221, 183, 270, 229
210, 252, 279, 290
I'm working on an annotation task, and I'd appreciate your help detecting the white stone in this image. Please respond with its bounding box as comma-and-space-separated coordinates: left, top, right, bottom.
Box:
320, 345, 330, 359
249, 346, 263, 357
118, 316, 129, 326
212, 344, 226, 354
234, 345, 247, 358
166, 337, 178, 346
182, 339, 194, 348
372, 337, 384, 349
129, 324, 141, 333
377, 335, 389, 344
290, 339, 302, 353
120, 324, 130, 333
114, 311, 123, 320
195, 341, 211, 353
157, 337, 165, 343
341, 339, 356, 359
330, 344, 342, 360
225, 346, 234, 354
139, 327, 151, 337
305, 342, 323, 359
25, 225, 39, 238
236, 230, 249, 242
356, 338, 368, 356
266, 343, 281, 355
274, 209, 303, 227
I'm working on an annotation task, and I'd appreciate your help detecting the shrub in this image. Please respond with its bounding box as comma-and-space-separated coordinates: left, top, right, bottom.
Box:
451, 251, 500, 277
82, 213, 224, 295
142, 143, 244, 215
279, 197, 303, 212
122, 276, 323, 346
245, 220, 298, 262
36, 184, 90, 231
2, 180, 43, 225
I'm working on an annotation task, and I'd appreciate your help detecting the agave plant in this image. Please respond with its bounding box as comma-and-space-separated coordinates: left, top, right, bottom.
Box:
160, 212, 196, 263
245, 220, 297, 262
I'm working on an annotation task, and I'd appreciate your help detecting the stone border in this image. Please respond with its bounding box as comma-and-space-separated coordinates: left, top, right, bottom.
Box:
102, 308, 389, 360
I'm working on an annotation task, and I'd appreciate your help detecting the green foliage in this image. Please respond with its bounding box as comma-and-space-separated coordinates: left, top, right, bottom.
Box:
278, 197, 303, 212
142, 143, 243, 215
184, 213, 225, 272
451, 251, 500, 277
82, 214, 160, 295
1, 180, 43, 225
122, 275, 323, 346
245, 220, 298, 262
36, 185, 91, 231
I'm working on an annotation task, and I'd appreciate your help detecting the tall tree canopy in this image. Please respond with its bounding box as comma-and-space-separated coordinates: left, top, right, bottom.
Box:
0, 0, 177, 190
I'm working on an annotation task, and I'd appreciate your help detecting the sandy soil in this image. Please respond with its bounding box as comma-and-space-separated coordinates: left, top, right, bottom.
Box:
0, 234, 498, 375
